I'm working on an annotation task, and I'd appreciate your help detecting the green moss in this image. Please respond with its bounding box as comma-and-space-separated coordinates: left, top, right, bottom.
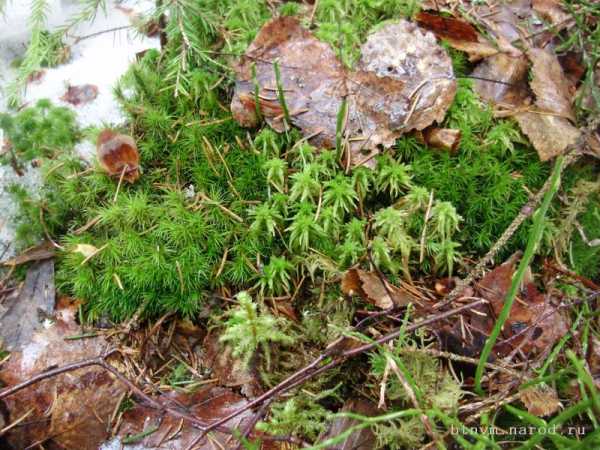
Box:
396, 80, 549, 258
0, 99, 78, 164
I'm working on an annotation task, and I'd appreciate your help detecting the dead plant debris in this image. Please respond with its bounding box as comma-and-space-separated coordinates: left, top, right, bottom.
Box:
232, 17, 456, 167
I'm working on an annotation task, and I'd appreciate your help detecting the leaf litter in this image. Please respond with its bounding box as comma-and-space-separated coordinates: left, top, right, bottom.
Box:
232, 17, 456, 167
2, 0, 599, 447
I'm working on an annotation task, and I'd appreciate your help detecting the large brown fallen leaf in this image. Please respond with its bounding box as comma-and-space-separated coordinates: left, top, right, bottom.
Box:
342, 268, 414, 309
529, 48, 576, 120
232, 17, 456, 167
0, 298, 125, 450
472, 47, 580, 160
514, 112, 581, 161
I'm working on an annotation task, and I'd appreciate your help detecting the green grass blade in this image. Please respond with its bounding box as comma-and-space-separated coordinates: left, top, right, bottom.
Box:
475, 155, 565, 394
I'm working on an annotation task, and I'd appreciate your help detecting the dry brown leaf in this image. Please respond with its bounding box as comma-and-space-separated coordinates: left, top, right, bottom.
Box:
520, 385, 561, 417
341, 268, 413, 309
0, 298, 124, 450
472, 47, 581, 160
528, 47, 575, 120
472, 53, 530, 106
97, 129, 141, 183
418, 127, 461, 154
441, 254, 569, 359
515, 112, 580, 161
349, 21, 456, 150
232, 17, 456, 167
203, 332, 262, 398
532, 0, 573, 28
61, 84, 98, 106
415, 11, 479, 42
477, 253, 569, 356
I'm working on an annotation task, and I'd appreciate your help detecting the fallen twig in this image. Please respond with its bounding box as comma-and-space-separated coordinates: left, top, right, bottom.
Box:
185, 298, 488, 449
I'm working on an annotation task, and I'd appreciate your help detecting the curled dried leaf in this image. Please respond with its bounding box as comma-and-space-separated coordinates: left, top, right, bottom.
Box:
418, 127, 461, 154
97, 129, 141, 183
416, 11, 498, 61
342, 268, 413, 309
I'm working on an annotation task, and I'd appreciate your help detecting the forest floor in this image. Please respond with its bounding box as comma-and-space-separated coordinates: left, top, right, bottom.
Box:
1, 1, 600, 449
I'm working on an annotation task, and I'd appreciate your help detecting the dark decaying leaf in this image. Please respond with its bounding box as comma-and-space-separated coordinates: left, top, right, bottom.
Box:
97, 129, 141, 182
318, 398, 379, 449
476, 254, 569, 357
416, 11, 499, 61
415, 11, 479, 42
232, 17, 456, 167
0, 259, 55, 351
61, 84, 99, 106
342, 268, 414, 309
440, 254, 569, 360
558, 52, 586, 91
102, 387, 279, 450
0, 297, 124, 450
203, 332, 262, 398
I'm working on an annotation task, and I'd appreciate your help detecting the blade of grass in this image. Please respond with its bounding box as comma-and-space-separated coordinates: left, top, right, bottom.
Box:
475, 155, 565, 394
505, 404, 578, 448
251, 62, 263, 123
273, 60, 291, 129
566, 349, 600, 423
519, 398, 592, 449
335, 96, 348, 161
536, 309, 583, 377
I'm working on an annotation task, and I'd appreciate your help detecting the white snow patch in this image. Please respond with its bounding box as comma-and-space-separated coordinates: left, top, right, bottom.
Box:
0, 0, 159, 260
